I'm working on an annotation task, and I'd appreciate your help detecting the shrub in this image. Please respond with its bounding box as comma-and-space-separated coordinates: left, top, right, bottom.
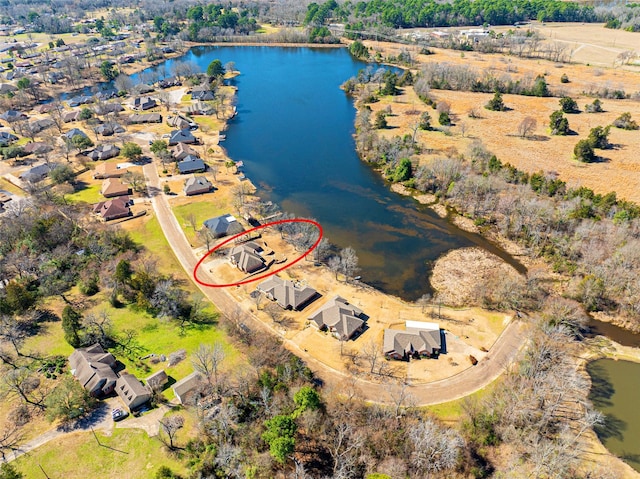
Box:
574, 139, 596, 163
584, 99, 603, 113
587, 125, 610, 149
613, 112, 639, 130
485, 91, 506, 111
560, 73, 570, 83
439, 111, 451, 126
549, 110, 570, 135
419, 111, 431, 130
374, 110, 387, 129
559, 96, 579, 113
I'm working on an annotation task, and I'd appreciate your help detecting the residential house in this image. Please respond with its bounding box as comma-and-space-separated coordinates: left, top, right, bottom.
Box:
158, 76, 181, 89
93, 197, 131, 221
93, 162, 122, 179
62, 128, 88, 141
168, 128, 197, 146
178, 155, 206, 174
184, 176, 212, 196
257, 275, 318, 311
67, 94, 93, 107
132, 83, 154, 95
63, 111, 81, 123
115, 374, 152, 411
0, 110, 27, 122
191, 85, 215, 101
0, 83, 16, 95
229, 242, 268, 274
309, 296, 366, 341
383, 321, 443, 361
146, 370, 168, 390
172, 371, 203, 405
95, 88, 118, 101
94, 102, 124, 115
69, 344, 118, 397
0, 131, 18, 146
19, 162, 58, 182
203, 214, 245, 238
172, 142, 198, 161
88, 144, 120, 161
22, 141, 51, 155
128, 113, 162, 124
132, 96, 156, 110
184, 101, 214, 116
101, 178, 130, 198
94, 124, 125, 136
29, 118, 54, 134
166, 115, 192, 130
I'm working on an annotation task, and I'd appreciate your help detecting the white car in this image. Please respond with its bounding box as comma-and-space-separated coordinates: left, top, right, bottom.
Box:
112, 408, 129, 421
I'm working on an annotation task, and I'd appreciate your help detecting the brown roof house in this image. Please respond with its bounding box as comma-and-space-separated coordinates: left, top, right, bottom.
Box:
115, 373, 152, 411
101, 178, 130, 198
62, 110, 81, 123
229, 242, 268, 274
258, 275, 318, 311
184, 176, 212, 196
383, 321, 443, 361
93, 197, 131, 221
93, 162, 122, 179
88, 144, 120, 161
172, 371, 203, 405
69, 344, 118, 397
128, 113, 162, 124
309, 296, 366, 341
172, 142, 198, 161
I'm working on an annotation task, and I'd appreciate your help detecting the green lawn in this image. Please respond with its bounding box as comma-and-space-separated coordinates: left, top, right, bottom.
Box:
67, 182, 102, 204
0, 178, 24, 195
173, 201, 227, 245
193, 115, 223, 132
426, 381, 497, 422
14, 428, 188, 479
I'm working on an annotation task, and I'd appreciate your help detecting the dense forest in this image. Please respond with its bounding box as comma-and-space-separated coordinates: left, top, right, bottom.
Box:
305, 0, 598, 28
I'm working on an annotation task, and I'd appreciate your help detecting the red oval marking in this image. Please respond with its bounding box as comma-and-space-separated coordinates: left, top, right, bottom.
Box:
193, 218, 323, 288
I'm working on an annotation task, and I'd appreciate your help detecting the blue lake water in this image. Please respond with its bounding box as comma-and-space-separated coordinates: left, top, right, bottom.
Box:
135, 45, 523, 301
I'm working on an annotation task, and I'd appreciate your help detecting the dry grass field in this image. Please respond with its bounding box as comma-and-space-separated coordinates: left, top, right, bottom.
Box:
365, 38, 640, 202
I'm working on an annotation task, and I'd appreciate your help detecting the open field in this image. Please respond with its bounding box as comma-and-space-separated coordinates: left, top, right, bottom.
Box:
13, 428, 188, 479
364, 40, 640, 203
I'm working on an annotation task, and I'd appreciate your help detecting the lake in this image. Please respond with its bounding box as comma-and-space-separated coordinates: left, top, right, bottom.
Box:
134, 45, 524, 301
587, 358, 640, 472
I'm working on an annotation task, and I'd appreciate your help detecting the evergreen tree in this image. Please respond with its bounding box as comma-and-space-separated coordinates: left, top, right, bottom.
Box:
62, 306, 82, 347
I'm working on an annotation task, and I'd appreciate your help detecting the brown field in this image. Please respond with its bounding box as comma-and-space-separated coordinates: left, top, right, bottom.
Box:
365, 39, 640, 202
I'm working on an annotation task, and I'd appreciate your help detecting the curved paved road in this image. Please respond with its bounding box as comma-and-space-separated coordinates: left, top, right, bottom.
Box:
143, 163, 528, 406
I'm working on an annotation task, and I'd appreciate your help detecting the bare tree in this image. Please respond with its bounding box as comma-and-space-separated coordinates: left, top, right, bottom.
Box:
159, 414, 185, 451
1, 367, 45, 410
192, 342, 226, 393
517, 116, 537, 139
408, 418, 464, 477
340, 246, 360, 282
361, 339, 380, 374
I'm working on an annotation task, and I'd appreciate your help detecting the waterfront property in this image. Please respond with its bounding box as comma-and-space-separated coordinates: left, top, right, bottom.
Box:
229, 242, 268, 274
184, 176, 212, 196
309, 296, 366, 341
258, 275, 318, 311
204, 214, 244, 238
384, 321, 443, 360
178, 155, 206, 174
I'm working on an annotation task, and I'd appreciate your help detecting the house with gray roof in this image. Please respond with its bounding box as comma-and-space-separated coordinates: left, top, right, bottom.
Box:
88, 144, 120, 161
29, 118, 54, 134
178, 155, 205, 174
146, 370, 168, 390
69, 344, 118, 397
19, 162, 58, 182
204, 214, 244, 238
191, 86, 215, 101
309, 296, 366, 341
62, 128, 88, 141
0, 131, 18, 147
132, 96, 156, 110
172, 371, 203, 405
229, 242, 268, 274
63, 110, 81, 123
22, 141, 51, 155
0, 110, 27, 122
258, 275, 318, 311
167, 115, 194, 130
383, 321, 443, 361
184, 176, 212, 196
128, 113, 162, 124
115, 374, 152, 411
168, 128, 197, 146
